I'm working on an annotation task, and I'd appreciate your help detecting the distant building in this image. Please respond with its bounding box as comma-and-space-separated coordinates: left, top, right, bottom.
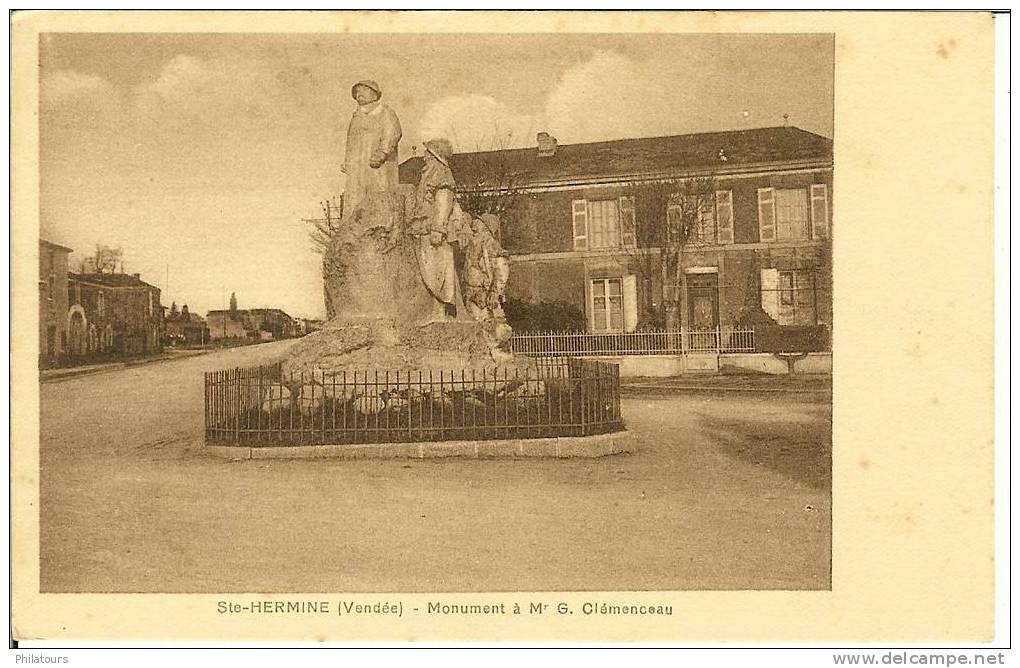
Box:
206, 296, 298, 341
206, 308, 248, 340
301, 318, 325, 335
165, 304, 210, 346
67, 272, 164, 357
248, 308, 299, 339
39, 239, 73, 364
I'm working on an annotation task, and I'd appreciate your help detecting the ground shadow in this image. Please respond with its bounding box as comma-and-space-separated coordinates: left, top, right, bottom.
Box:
699, 409, 832, 490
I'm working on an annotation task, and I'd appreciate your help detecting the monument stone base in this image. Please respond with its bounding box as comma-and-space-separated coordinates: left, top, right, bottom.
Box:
204, 431, 634, 460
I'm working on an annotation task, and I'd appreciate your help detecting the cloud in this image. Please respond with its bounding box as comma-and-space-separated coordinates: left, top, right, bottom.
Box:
418, 94, 537, 153
416, 51, 695, 153
40, 70, 117, 107
542, 50, 685, 144
141, 54, 210, 99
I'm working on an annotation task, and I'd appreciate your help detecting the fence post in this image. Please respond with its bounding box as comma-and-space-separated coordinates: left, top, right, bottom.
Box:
578, 361, 587, 435
233, 367, 241, 442
205, 373, 211, 442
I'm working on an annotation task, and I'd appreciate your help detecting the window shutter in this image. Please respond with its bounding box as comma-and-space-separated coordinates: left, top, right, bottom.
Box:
760, 268, 781, 321
667, 203, 681, 237
619, 196, 636, 248
716, 190, 734, 244
757, 188, 776, 242
572, 200, 588, 250
622, 275, 638, 332
583, 279, 594, 331
810, 184, 829, 239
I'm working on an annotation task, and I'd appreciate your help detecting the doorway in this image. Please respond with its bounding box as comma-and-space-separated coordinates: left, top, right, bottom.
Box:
686, 271, 720, 330
68, 311, 86, 356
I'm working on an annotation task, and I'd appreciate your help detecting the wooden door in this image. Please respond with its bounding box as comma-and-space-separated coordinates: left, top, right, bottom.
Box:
686, 273, 719, 329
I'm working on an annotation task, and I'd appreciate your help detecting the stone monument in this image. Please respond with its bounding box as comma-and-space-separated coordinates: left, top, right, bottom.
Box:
284, 80, 523, 380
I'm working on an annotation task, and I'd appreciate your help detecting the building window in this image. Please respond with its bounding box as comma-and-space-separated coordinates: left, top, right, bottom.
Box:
588, 275, 638, 331
589, 199, 620, 248
666, 191, 735, 246
715, 190, 734, 244
758, 186, 826, 243
147, 291, 153, 316
96, 291, 104, 316
590, 278, 624, 331
775, 189, 810, 241
572, 196, 636, 250
668, 199, 716, 245
779, 271, 796, 305
762, 268, 817, 325
810, 184, 829, 239
47, 274, 55, 301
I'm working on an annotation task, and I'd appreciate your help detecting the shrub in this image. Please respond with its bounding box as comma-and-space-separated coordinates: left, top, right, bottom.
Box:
504, 299, 586, 332
755, 324, 830, 353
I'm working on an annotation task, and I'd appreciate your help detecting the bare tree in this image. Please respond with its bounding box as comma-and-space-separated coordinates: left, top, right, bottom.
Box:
625, 175, 716, 328
304, 197, 343, 255
79, 244, 123, 274
455, 127, 527, 243
299, 196, 345, 320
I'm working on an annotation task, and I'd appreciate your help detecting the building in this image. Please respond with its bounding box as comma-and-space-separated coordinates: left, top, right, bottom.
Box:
206, 309, 249, 340
301, 318, 325, 335
207, 301, 299, 341
399, 126, 832, 341
165, 304, 210, 346
39, 239, 73, 364
247, 309, 300, 339
67, 272, 164, 357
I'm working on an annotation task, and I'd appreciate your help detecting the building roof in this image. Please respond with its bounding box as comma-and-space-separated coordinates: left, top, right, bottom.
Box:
168, 311, 206, 324
40, 239, 73, 253
248, 308, 293, 317
69, 272, 159, 290
207, 308, 293, 319
398, 126, 833, 189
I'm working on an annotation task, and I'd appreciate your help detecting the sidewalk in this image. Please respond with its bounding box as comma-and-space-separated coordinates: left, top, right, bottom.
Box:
39, 348, 212, 382
622, 373, 832, 394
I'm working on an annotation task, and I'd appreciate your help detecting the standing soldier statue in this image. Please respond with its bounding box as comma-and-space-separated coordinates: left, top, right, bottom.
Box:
342, 79, 402, 216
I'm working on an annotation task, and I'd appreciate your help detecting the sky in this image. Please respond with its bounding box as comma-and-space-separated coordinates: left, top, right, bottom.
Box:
39, 33, 833, 319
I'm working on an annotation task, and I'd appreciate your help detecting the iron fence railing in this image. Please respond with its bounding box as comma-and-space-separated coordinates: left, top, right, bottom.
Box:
204, 358, 623, 446
509, 327, 755, 357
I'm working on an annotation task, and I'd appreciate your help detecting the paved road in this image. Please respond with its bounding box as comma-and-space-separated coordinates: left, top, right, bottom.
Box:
39, 341, 831, 593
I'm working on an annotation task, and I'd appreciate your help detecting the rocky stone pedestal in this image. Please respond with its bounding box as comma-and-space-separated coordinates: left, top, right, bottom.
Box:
282, 188, 531, 381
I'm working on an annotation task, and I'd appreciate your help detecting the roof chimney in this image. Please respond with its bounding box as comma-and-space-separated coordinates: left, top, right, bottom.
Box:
132, 273, 141, 279
536, 132, 557, 158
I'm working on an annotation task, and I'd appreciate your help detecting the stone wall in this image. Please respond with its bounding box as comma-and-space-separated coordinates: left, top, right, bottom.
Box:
39, 243, 70, 361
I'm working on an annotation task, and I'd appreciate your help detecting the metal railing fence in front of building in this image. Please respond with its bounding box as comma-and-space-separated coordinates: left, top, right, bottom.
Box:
509, 327, 755, 357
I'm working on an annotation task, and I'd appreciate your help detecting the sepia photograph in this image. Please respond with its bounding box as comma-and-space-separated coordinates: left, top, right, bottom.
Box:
11, 10, 999, 647
35, 29, 833, 594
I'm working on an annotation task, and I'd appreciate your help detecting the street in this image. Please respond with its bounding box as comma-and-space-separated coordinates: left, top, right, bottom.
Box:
39, 340, 831, 592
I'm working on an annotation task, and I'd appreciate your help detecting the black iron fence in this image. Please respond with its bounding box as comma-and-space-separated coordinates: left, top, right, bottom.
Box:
204, 358, 622, 446
510, 327, 756, 357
